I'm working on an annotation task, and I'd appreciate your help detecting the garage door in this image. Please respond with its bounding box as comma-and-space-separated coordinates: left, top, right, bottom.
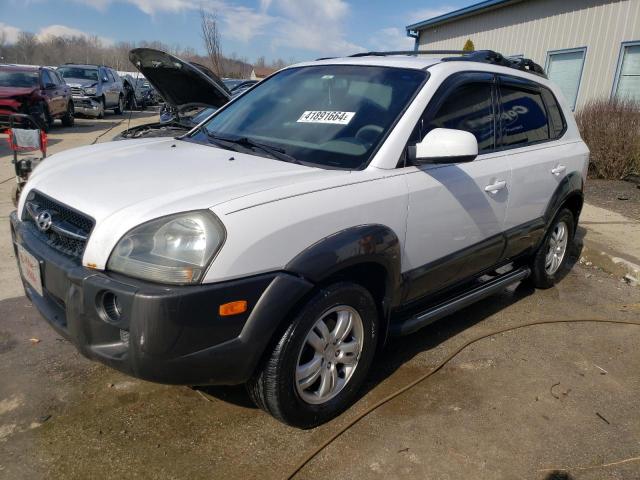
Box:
546, 48, 586, 111
615, 43, 640, 102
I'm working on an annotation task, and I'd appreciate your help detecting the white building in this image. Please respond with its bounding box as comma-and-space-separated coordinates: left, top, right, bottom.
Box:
406, 0, 640, 110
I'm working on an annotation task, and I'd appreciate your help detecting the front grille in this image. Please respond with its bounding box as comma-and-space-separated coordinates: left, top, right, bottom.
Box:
70, 87, 84, 96
22, 190, 94, 260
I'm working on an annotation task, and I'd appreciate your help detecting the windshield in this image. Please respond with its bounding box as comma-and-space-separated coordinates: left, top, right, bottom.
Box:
58, 67, 99, 81
0, 70, 39, 87
190, 65, 427, 169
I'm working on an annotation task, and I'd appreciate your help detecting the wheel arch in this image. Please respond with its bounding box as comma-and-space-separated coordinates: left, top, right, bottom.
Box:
285, 224, 403, 343
544, 171, 584, 232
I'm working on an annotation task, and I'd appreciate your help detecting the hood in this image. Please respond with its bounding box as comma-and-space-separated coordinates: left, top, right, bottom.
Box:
129, 48, 231, 111
24, 137, 347, 225
0, 86, 37, 98
64, 78, 97, 88
22, 138, 349, 268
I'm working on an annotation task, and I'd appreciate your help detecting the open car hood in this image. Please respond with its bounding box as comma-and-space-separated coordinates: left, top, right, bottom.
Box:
129, 48, 231, 111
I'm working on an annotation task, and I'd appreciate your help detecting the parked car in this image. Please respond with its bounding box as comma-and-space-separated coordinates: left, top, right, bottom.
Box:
120, 73, 146, 111
116, 48, 231, 139
10, 50, 588, 428
57, 64, 125, 118
222, 78, 258, 95
0, 65, 74, 130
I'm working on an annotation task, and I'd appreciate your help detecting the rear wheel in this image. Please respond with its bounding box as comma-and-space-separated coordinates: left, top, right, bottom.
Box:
247, 282, 379, 428
61, 101, 74, 127
529, 208, 574, 289
114, 94, 124, 115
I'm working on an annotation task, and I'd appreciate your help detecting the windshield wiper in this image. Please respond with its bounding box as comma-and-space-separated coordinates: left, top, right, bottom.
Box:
206, 131, 301, 164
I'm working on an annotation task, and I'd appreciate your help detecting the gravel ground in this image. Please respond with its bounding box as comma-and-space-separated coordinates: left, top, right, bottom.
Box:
585, 178, 640, 221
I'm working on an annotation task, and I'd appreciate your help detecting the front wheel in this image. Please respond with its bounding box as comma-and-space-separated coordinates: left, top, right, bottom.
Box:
97, 97, 105, 119
247, 282, 379, 428
529, 208, 575, 289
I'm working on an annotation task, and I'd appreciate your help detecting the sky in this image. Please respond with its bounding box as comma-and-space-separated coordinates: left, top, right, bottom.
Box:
0, 0, 475, 63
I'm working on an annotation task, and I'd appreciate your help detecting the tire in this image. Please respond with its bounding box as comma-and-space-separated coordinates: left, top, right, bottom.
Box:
114, 94, 124, 115
61, 101, 75, 127
97, 97, 105, 119
247, 282, 379, 428
529, 208, 575, 289
36, 103, 53, 131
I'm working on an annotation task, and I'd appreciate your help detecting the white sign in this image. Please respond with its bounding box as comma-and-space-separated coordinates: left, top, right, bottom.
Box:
297, 111, 356, 125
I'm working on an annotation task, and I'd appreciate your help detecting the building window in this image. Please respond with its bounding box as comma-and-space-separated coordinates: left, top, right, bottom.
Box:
613, 41, 640, 102
545, 48, 586, 111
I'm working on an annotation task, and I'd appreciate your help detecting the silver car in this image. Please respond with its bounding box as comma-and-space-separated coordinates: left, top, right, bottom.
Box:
57, 64, 125, 118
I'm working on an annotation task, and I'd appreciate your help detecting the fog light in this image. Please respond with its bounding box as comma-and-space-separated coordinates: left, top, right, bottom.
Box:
100, 291, 122, 323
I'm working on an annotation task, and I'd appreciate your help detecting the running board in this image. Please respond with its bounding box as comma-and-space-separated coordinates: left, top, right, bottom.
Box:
392, 267, 531, 336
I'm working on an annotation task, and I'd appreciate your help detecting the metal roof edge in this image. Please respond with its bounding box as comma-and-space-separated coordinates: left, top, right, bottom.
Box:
406, 0, 523, 33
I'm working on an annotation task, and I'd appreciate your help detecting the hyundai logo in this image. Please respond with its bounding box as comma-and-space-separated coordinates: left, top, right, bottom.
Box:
35, 210, 53, 233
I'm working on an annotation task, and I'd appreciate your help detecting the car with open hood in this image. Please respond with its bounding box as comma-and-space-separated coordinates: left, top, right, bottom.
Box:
10, 49, 589, 428
116, 48, 231, 139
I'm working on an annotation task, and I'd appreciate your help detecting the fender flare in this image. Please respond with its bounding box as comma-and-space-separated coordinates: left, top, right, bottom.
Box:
543, 171, 584, 229
285, 224, 403, 314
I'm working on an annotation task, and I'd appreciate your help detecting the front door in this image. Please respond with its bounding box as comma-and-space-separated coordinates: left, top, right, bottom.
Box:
402, 73, 512, 303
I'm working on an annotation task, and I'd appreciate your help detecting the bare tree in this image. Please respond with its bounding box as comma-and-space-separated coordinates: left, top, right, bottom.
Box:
200, 7, 224, 76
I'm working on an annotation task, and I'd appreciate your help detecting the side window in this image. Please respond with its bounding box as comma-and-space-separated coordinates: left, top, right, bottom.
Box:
498, 81, 549, 147
425, 82, 495, 153
41, 70, 54, 87
51, 71, 63, 85
99, 68, 108, 82
110, 69, 120, 83
540, 87, 566, 140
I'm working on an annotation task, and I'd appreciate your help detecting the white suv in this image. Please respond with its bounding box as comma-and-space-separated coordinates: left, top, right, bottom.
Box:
11, 50, 589, 428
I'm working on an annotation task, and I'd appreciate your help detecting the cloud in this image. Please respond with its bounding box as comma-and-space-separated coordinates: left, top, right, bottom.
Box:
268, 0, 363, 55
369, 27, 414, 52
36, 24, 114, 45
0, 23, 21, 43
407, 5, 457, 25
219, 6, 275, 42
71, 0, 199, 15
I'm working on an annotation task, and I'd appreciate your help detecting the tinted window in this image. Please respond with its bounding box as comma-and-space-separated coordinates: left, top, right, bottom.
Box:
192, 65, 428, 169
424, 81, 495, 153
540, 87, 565, 139
499, 83, 549, 147
41, 70, 54, 86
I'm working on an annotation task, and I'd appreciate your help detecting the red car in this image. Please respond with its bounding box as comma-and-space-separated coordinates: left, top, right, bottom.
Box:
0, 65, 74, 130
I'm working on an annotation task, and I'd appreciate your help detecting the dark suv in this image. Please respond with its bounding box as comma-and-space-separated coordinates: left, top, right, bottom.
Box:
57, 64, 124, 118
0, 65, 74, 130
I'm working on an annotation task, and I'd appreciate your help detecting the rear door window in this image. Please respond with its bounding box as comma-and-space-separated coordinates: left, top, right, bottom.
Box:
498, 77, 550, 147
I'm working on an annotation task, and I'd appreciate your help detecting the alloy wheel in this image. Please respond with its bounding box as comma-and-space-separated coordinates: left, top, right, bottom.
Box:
545, 220, 568, 275
295, 305, 364, 405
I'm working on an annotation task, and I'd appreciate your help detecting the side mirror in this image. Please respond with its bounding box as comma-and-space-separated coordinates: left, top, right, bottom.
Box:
408, 128, 478, 164
102, 76, 109, 83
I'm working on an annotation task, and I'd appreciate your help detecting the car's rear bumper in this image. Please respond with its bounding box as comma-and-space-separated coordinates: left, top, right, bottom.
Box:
10, 211, 314, 385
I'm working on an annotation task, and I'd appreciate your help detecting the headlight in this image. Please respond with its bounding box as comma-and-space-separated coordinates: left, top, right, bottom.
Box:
84, 87, 97, 95
107, 211, 225, 284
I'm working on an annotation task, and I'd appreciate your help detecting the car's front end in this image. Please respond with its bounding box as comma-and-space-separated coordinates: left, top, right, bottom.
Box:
57, 66, 103, 117
0, 68, 46, 127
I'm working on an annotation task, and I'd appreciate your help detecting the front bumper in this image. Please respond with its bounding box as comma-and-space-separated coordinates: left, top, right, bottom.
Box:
72, 96, 101, 117
10, 212, 314, 385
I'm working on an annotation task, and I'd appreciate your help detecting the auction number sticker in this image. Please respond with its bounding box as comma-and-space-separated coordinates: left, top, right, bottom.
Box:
297, 111, 355, 125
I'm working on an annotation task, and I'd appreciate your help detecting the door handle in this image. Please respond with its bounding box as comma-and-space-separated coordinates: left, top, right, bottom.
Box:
551, 165, 566, 176
484, 180, 506, 194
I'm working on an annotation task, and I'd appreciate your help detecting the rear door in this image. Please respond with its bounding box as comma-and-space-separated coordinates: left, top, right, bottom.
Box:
497, 75, 573, 258
402, 72, 512, 302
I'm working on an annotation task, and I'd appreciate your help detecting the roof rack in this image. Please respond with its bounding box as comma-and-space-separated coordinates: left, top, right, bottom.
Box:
343, 49, 547, 78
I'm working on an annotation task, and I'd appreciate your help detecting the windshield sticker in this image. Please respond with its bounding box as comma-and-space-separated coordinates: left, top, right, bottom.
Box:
297, 111, 355, 125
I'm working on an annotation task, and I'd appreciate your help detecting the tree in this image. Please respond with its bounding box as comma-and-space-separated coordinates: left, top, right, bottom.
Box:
200, 7, 224, 76
463, 39, 475, 52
